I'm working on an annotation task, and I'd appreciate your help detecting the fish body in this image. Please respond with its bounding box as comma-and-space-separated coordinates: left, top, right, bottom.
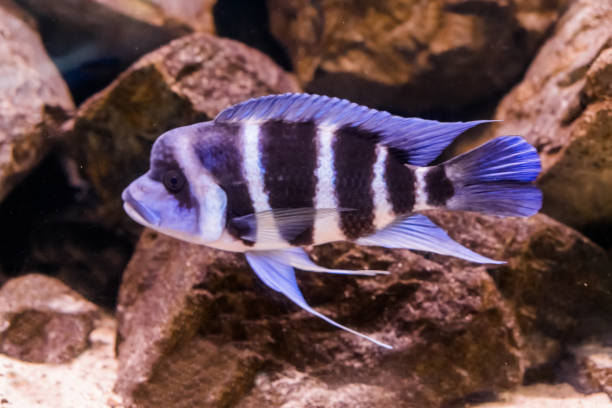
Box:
122, 93, 542, 349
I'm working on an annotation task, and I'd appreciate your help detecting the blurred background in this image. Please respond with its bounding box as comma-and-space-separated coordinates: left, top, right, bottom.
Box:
0, 0, 610, 407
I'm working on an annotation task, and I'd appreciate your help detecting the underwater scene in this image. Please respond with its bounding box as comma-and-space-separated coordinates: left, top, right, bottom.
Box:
0, 0, 611, 407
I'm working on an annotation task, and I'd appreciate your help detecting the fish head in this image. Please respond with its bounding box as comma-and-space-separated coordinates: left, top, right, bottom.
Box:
122, 124, 227, 244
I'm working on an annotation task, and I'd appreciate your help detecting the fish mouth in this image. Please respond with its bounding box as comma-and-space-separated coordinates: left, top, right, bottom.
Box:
122, 188, 161, 226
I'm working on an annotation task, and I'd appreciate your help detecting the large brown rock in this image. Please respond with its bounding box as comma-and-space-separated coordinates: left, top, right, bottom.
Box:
267, 0, 568, 114
0, 0, 74, 202
0, 274, 99, 363
482, 0, 612, 230
428, 211, 612, 370
66, 33, 298, 232
116, 228, 523, 408
115, 212, 611, 407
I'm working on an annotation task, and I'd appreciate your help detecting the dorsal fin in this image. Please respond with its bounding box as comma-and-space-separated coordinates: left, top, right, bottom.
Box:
215, 93, 495, 166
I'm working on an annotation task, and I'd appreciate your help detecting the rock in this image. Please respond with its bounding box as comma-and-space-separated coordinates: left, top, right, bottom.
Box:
115, 211, 612, 407
146, 0, 217, 33
17, 0, 216, 35
0, 313, 122, 408
481, 0, 612, 231
267, 0, 568, 114
427, 211, 612, 369
466, 383, 611, 408
237, 368, 399, 408
564, 341, 612, 399
14, 0, 191, 103
66, 32, 298, 233
0, 274, 99, 364
0, 1, 74, 202
15, 0, 216, 103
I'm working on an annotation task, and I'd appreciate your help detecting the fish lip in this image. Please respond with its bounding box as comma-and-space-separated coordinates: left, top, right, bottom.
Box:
122, 188, 161, 226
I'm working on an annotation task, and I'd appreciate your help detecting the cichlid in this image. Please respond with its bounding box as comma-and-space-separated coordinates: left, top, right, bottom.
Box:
122, 93, 542, 349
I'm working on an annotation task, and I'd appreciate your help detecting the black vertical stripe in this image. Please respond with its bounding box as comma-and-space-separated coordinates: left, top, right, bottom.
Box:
384, 147, 416, 214
425, 165, 454, 206
260, 120, 318, 245
333, 126, 377, 240
195, 122, 255, 245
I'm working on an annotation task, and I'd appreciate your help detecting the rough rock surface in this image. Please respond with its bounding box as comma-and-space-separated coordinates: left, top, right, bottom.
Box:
267, 0, 568, 114
115, 211, 611, 407
0, 274, 99, 363
66, 33, 298, 233
0, 313, 121, 408
116, 227, 523, 408
482, 0, 612, 230
237, 369, 400, 408
147, 0, 217, 33
428, 211, 612, 369
0, 1, 74, 202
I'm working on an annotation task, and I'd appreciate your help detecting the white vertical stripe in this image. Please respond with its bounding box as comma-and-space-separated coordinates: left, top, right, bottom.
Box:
242, 123, 283, 244
371, 146, 394, 230
173, 131, 227, 242
243, 123, 270, 212
313, 125, 344, 244
413, 166, 430, 211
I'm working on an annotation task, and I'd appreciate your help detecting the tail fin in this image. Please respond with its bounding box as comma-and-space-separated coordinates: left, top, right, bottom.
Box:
443, 136, 542, 217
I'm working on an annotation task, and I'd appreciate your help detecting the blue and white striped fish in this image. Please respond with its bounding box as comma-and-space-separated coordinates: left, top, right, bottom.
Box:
122, 93, 542, 349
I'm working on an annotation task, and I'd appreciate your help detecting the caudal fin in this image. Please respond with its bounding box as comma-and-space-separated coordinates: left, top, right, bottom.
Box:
442, 136, 542, 217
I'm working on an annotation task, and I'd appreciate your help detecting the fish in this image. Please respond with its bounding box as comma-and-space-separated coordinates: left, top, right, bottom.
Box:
122, 93, 542, 349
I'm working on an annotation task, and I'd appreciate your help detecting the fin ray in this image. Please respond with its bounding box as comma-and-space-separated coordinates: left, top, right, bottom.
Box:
356, 214, 503, 264
245, 251, 392, 349
232, 208, 343, 243
444, 136, 543, 217
216, 93, 494, 166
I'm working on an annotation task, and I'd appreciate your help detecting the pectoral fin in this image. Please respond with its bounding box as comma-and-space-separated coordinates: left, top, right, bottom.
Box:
232, 208, 350, 244
245, 250, 392, 349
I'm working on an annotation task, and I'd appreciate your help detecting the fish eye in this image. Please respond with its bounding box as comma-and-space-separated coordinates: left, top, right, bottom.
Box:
163, 169, 186, 192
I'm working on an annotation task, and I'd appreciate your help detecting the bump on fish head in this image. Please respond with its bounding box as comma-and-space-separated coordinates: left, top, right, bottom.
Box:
122, 124, 227, 244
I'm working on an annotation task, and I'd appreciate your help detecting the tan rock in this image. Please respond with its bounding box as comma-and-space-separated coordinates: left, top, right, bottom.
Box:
0, 0, 74, 202
267, 0, 568, 114
66, 33, 298, 232
0, 314, 122, 408
481, 0, 612, 229
0, 274, 98, 363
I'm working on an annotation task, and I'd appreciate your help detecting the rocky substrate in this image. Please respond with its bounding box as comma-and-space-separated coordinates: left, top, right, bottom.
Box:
0, 0, 611, 407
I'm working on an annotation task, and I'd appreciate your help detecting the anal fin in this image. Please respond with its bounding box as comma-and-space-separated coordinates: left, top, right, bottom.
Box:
356, 214, 503, 264
245, 250, 392, 349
